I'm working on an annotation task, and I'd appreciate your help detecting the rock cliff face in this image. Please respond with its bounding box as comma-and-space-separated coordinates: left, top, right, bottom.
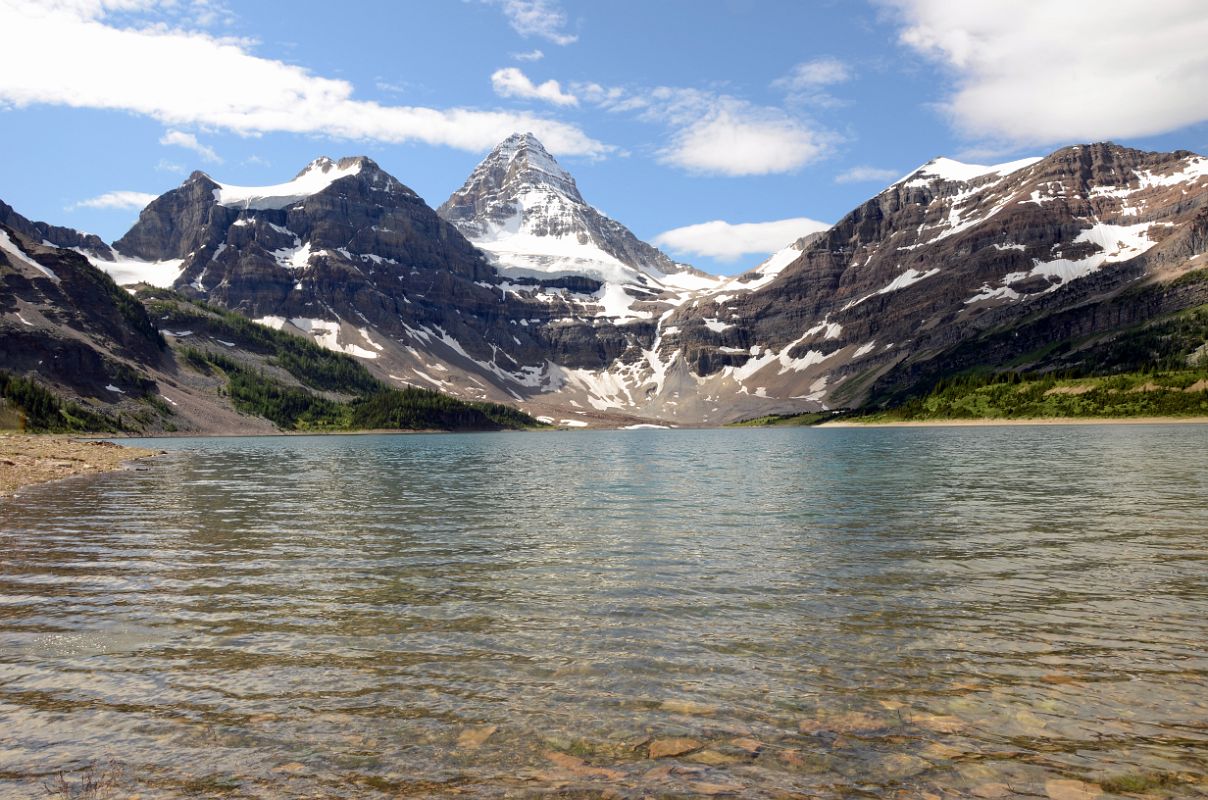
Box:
102, 155, 670, 412
83, 140, 1208, 426
0, 200, 114, 260
653, 143, 1208, 414
0, 208, 165, 410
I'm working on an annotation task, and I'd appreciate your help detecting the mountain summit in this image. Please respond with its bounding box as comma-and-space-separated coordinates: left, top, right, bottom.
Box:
439, 133, 713, 291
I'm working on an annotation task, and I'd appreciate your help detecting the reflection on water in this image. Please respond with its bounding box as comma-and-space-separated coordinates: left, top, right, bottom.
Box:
1, 426, 1206, 799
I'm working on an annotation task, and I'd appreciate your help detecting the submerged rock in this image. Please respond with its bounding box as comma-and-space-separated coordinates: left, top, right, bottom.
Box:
1045, 779, 1101, 800
648, 737, 702, 759
456, 725, 498, 749
543, 750, 626, 780
659, 699, 717, 716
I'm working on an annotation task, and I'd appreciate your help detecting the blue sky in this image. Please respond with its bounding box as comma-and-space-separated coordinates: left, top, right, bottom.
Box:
2, 0, 1207, 275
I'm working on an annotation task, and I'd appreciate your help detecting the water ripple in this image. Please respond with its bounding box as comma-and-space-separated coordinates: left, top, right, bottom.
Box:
1, 426, 1206, 798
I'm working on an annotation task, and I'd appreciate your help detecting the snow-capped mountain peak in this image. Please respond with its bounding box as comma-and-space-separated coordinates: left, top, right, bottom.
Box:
490, 132, 581, 197
438, 133, 715, 293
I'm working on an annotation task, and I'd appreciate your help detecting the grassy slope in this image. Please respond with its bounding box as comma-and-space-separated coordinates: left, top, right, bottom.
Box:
728, 297, 1208, 427
146, 292, 543, 432
856, 300, 1208, 422
857, 370, 1207, 422
727, 411, 839, 427
1, 290, 543, 434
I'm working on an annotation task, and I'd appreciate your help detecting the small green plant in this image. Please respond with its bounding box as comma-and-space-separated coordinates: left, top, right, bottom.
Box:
180, 349, 544, 432
1099, 770, 1181, 794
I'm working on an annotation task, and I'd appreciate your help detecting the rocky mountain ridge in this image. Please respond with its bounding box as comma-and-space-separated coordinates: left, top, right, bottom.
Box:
654, 142, 1208, 414
0, 201, 543, 434
87, 151, 672, 422
6, 138, 1206, 429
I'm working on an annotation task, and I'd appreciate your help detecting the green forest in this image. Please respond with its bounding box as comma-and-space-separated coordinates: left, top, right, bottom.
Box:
182, 348, 542, 432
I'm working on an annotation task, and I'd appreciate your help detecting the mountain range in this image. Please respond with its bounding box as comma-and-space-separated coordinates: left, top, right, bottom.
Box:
2, 135, 1207, 432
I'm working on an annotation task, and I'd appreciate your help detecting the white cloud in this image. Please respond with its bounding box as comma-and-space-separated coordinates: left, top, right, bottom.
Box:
660, 104, 829, 176
160, 128, 222, 162
0, 1, 609, 158
489, 0, 577, 46
576, 83, 834, 176
491, 67, 577, 107
835, 165, 899, 184
155, 158, 184, 173
889, 0, 1208, 143
654, 217, 831, 262
70, 190, 158, 210
772, 57, 852, 91
513, 48, 544, 62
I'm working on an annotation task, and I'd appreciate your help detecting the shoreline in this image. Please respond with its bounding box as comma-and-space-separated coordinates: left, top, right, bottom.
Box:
817, 415, 1208, 428
91, 414, 1208, 439
0, 435, 160, 498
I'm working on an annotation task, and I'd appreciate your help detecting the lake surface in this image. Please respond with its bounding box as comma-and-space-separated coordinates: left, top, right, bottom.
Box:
2, 426, 1207, 799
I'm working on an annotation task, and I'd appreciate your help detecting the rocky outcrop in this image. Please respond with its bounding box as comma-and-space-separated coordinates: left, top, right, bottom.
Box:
1, 212, 165, 405
643, 143, 1208, 416
0, 199, 114, 260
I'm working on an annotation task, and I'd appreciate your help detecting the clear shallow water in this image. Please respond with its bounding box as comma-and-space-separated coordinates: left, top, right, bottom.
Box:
1, 426, 1207, 799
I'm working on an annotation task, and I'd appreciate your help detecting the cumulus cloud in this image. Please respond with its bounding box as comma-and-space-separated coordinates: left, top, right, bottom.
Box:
889, 0, 1208, 143
654, 217, 831, 262
576, 84, 834, 176
69, 190, 158, 210
491, 67, 577, 107
160, 129, 222, 162
489, 0, 577, 46
834, 165, 899, 184
0, 1, 609, 158
661, 106, 828, 176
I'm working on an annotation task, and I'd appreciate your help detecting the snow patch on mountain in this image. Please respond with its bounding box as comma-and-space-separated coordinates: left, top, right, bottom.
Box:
214, 157, 363, 210
90, 251, 185, 288
0, 229, 58, 281
899, 156, 1042, 187
1027, 221, 1165, 289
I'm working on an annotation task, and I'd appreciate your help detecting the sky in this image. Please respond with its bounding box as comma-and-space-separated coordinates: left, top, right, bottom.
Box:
2, 0, 1207, 276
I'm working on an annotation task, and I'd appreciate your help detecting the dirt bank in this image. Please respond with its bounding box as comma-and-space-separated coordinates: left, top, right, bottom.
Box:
0, 435, 159, 497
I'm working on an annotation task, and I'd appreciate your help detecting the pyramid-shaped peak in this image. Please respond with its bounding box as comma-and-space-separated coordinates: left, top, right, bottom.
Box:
488, 133, 573, 185
498, 131, 549, 152
439, 134, 702, 283
440, 133, 583, 220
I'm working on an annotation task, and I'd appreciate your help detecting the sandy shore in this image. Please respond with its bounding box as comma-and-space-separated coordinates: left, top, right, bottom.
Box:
0, 435, 160, 498
819, 416, 1208, 428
